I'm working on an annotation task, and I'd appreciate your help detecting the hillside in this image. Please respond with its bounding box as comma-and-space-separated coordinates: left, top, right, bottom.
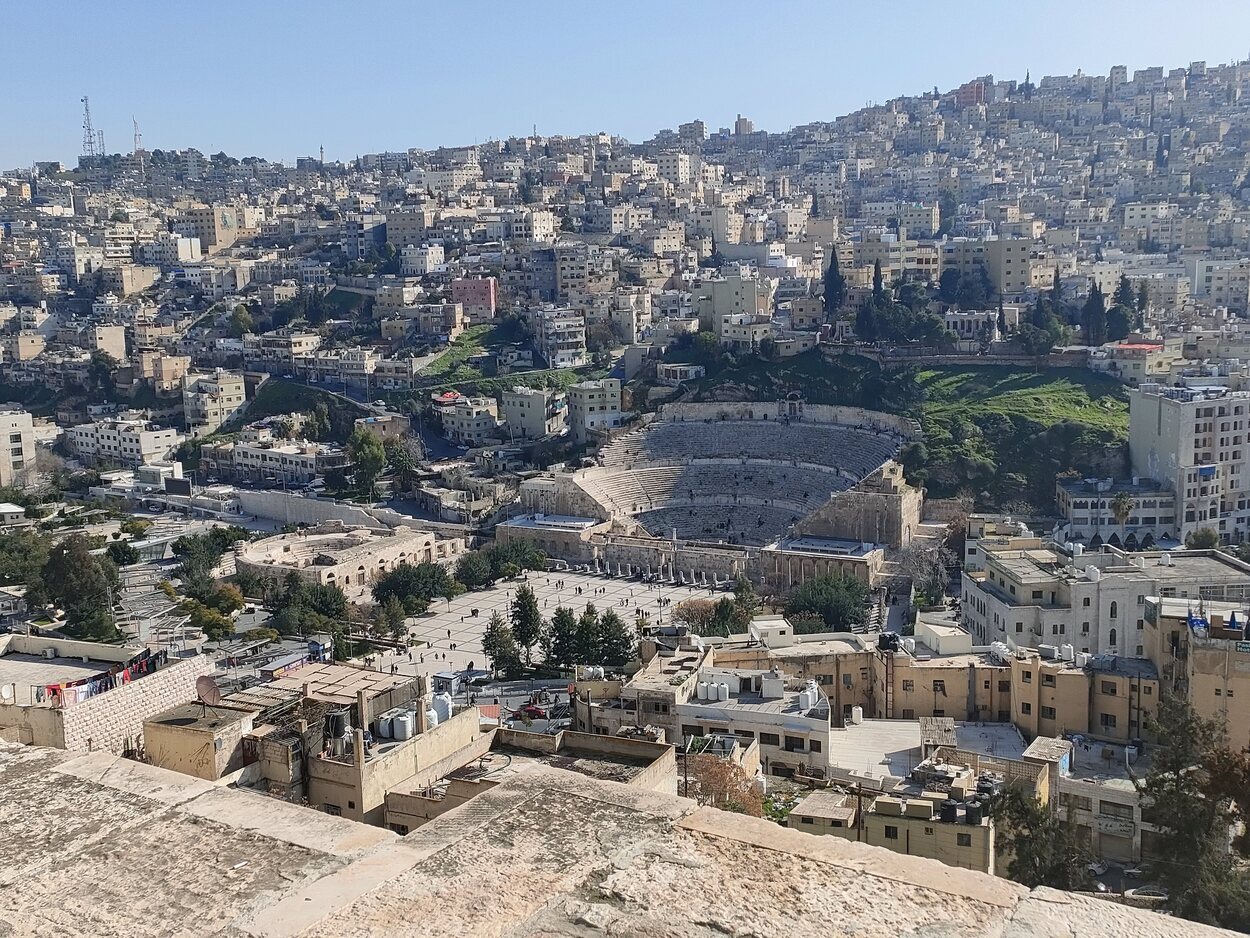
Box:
684, 350, 1129, 512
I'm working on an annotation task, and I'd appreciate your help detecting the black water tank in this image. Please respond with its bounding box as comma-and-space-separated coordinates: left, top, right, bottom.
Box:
940, 799, 959, 822
327, 711, 347, 738
965, 801, 984, 825
878, 633, 900, 652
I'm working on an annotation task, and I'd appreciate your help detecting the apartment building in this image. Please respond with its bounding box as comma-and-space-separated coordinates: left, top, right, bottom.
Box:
200, 429, 348, 485
66, 418, 182, 468
531, 306, 587, 368
175, 204, 238, 253
450, 277, 498, 322
1128, 384, 1250, 542
400, 242, 444, 276
567, 378, 622, 445
500, 385, 566, 440
0, 410, 35, 489
342, 213, 388, 260
1054, 477, 1177, 547
242, 330, 322, 373
960, 538, 1250, 657
182, 370, 247, 437
442, 397, 500, 446
941, 237, 1043, 296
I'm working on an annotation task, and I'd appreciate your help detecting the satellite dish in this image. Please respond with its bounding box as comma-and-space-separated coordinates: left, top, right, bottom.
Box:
196, 675, 223, 707
0, 685, 12, 702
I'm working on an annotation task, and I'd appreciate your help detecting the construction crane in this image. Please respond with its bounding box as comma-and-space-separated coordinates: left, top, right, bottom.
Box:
81, 96, 97, 159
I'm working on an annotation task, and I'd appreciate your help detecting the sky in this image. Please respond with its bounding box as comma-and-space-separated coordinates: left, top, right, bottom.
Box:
3, 0, 1250, 169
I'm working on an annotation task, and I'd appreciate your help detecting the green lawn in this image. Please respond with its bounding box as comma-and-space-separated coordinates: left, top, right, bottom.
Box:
917, 366, 1128, 437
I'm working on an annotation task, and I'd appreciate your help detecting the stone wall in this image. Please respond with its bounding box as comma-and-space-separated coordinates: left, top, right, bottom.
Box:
62, 654, 214, 753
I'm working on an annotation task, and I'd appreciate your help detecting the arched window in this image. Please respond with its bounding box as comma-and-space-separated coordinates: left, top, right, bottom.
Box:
1109, 601, 1118, 619
1109, 628, 1118, 647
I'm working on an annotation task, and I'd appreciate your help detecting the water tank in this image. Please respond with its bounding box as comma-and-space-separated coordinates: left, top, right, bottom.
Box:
1072, 543, 1084, 559
851, 705, 864, 725
1060, 643, 1075, 662
1075, 652, 1090, 668
1126, 746, 1139, 764
1085, 565, 1101, 582
327, 711, 348, 738
965, 801, 984, 825
1038, 644, 1058, 659
433, 692, 453, 724
902, 638, 916, 655
697, 681, 709, 701
377, 712, 394, 738
425, 706, 439, 728
718, 682, 729, 702
798, 689, 813, 711
393, 712, 414, 741
940, 800, 959, 823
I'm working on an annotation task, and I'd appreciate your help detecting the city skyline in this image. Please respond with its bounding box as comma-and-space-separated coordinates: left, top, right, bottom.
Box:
3, 0, 1250, 168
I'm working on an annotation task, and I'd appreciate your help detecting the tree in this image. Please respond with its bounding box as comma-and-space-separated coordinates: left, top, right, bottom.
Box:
574, 603, 602, 664
1110, 491, 1133, 535
1186, 526, 1221, 549
1135, 695, 1250, 929
347, 427, 386, 498
855, 303, 878, 343
455, 551, 493, 590
1013, 323, 1054, 356
0, 530, 50, 604
371, 561, 455, 614
1106, 303, 1133, 342
1080, 283, 1107, 346
822, 251, 846, 317
598, 609, 635, 667
871, 259, 884, 303
784, 574, 868, 630
732, 577, 759, 627
938, 268, 962, 304
541, 606, 579, 669
41, 534, 119, 641
1112, 274, 1136, 310
106, 541, 139, 566
937, 191, 958, 237
688, 755, 764, 816
229, 305, 254, 338
510, 583, 542, 665
996, 296, 1007, 336
381, 595, 408, 640
482, 612, 523, 678
757, 335, 777, 361
992, 787, 1092, 889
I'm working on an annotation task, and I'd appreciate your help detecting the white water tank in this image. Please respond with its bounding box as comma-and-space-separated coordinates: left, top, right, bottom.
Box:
1085, 565, 1101, 582
697, 681, 709, 701
393, 712, 414, 740
798, 688, 813, 711
425, 706, 439, 728
990, 641, 1011, 663
1060, 643, 1075, 662
433, 692, 453, 724
851, 705, 864, 725
718, 682, 729, 702
377, 712, 394, 738
1075, 652, 1090, 668
902, 638, 916, 655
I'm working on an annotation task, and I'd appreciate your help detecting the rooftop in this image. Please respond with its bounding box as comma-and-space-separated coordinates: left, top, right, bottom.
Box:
0, 743, 1223, 937
146, 702, 253, 733
269, 662, 418, 707
822, 719, 1028, 781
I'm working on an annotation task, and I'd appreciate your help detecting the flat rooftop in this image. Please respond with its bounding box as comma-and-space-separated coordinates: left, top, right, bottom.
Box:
823, 720, 1027, 780
146, 702, 252, 733
269, 662, 418, 707
766, 535, 881, 557
0, 654, 105, 707
500, 513, 602, 531
3, 743, 1216, 937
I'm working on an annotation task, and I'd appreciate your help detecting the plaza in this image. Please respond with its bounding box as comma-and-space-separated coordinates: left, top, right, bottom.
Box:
367, 569, 726, 686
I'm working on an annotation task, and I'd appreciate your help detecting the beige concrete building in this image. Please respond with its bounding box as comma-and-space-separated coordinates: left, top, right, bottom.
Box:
233, 522, 462, 591
66, 417, 182, 469
567, 378, 622, 444
500, 385, 566, 440
143, 703, 257, 781
442, 396, 500, 446
182, 369, 246, 437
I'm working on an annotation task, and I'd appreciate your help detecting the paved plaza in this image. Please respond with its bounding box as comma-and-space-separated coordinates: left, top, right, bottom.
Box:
365, 569, 726, 686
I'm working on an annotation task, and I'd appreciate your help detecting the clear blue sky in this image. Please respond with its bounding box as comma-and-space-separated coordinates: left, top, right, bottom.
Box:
3, 0, 1249, 169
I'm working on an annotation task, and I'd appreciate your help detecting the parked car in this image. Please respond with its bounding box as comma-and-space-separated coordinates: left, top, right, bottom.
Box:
1124, 885, 1168, 901
510, 704, 547, 721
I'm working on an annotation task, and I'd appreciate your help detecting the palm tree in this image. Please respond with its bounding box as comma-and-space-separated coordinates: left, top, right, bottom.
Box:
1110, 491, 1134, 542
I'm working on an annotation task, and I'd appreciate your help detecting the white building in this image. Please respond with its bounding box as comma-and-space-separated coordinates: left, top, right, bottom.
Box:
567, 379, 622, 445
401, 243, 445, 277
66, 418, 182, 469
532, 306, 587, 369
0, 410, 36, 489
443, 398, 500, 446
182, 370, 247, 438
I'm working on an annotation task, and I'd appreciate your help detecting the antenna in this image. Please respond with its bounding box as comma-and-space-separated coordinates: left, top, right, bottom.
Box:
81, 95, 97, 158
133, 116, 145, 184
97, 129, 106, 156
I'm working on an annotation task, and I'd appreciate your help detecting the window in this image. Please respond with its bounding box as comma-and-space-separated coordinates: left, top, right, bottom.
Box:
1083, 597, 1091, 607
1042, 673, 1056, 687
925, 826, 935, 835
901, 708, 915, 719
1082, 621, 1090, 634
957, 833, 973, 846
1109, 602, 1118, 619
885, 825, 899, 840
1041, 706, 1056, 719
933, 680, 946, 695
1101, 681, 1117, 696
800, 817, 814, 825
998, 680, 1010, 692
1109, 628, 1117, 646
760, 733, 780, 746
324, 804, 342, 816
1100, 713, 1118, 729
842, 673, 853, 688
1052, 624, 1065, 635
902, 680, 914, 691
1021, 671, 1032, 683
1099, 801, 1133, 819
682, 725, 702, 738
809, 740, 822, 753
1021, 702, 1032, 715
